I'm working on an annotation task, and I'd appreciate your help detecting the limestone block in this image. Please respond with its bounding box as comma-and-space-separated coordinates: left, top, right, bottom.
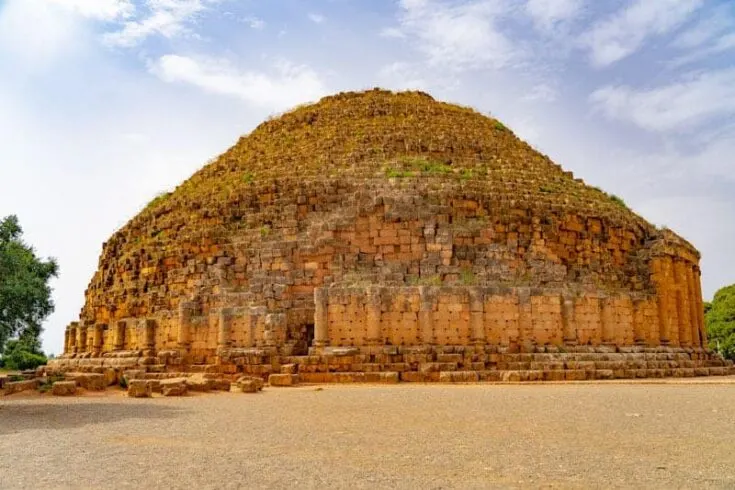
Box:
268, 374, 299, 386
280, 363, 298, 374
594, 369, 614, 380
439, 371, 479, 383
103, 369, 118, 387
123, 370, 146, 384
240, 380, 259, 393
186, 374, 212, 392
160, 378, 188, 396
364, 372, 400, 383
4, 379, 39, 395
127, 380, 153, 398
236, 376, 264, 391
51, 381, 77, 396
65, 373, 105, 391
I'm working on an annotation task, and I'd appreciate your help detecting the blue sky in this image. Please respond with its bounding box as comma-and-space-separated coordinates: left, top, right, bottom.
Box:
1, 0, 734, 354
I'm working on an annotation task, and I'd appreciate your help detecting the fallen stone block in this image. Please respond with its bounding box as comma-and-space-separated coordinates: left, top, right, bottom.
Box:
4, 379, 39, 396
236, 376, 264, 391
127, 380, 152, 398
51, 381, 77, 396
268, 374, 299, 387
65, 373, 105, 391
160, 377, 188, 396
240, 380, 259, 393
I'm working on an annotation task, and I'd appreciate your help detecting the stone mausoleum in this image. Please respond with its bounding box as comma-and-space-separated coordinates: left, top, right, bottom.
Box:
51, 89, 733, 382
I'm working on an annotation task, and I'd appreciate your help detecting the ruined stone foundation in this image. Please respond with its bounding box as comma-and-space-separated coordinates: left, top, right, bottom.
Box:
50, 89, 733, 382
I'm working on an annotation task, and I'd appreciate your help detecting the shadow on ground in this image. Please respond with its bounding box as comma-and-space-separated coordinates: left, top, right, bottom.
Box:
0, 399, 187, 435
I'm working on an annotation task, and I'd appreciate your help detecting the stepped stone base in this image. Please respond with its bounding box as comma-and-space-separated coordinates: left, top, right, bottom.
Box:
47, 345, 735, 384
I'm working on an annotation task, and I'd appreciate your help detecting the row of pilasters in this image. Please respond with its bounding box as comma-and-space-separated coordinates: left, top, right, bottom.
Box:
312, 282, 708, 349
63, 319, 155, 355
654, 256, 707, 349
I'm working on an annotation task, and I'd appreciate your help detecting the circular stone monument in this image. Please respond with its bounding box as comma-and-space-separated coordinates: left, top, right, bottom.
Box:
54, 89, 732, 382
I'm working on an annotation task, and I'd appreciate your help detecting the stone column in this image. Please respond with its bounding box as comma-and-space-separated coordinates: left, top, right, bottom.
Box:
657, 293, 670, 346
686, 267, 700, 347
218, 308, 233, 349
674, 261, 691, 347
600, 297, 615, 345
419, 286, 435, 345
68, 322, 78, 354
177, 301, 195, 350
92, 324, 105, 356
63, 327, 70, 355
517, 288, 532, 349
633, 299, 646, 345
141, 319, 156, 352
366, 287, 382, 345
470, 288, 485, 345
561, 295, 577, 346
114, 320, 126, 351
78, 324, 88, 354
694, 267, 707, 347
313, 288, 329, 347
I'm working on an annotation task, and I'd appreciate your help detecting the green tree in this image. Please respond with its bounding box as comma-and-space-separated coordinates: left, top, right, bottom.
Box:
0, 336, 47, 371
706, 284, 735, 360
0, 215, 58, 355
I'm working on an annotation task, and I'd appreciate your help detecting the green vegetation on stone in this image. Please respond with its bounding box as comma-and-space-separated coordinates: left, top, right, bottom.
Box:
706, 284, 735, 360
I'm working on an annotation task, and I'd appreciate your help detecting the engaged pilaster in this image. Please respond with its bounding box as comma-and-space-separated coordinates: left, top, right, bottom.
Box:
470, 288, 485, 345
419, 286, 435, 345
114, 320, 126, 351
218, 308, 233, 349
177, 301, 195, 350
561, 295, 577, 346
313, 288, 329, 347
366, 287, 382, 345
92, 324, 105, 356
600, 297, 615, 346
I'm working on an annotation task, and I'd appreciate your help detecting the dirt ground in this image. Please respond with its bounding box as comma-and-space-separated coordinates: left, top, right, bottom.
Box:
2, 382, 735, 489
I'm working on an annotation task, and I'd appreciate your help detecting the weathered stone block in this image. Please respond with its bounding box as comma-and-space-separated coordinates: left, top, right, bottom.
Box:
127, 380, 153, 398
66, 373, 105, 391
439, 371, 479, 383
160, 378, 188, 396
4, 379, 39, 395
268, 374, 299, 386
51, 381, 77, 396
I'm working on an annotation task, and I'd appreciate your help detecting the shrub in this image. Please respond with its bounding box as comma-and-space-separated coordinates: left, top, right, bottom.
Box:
0, 339, 47, 371
706, 284, 735, 360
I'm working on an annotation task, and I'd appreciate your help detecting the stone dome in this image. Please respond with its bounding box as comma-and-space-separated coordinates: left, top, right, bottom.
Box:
56, 89, 727, 382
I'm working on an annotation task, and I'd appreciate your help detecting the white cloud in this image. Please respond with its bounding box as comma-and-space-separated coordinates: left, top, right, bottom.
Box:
522, 83, 557, 102
590, 68, 735, 132
104, 0, 217, 47
241, 15, 265, 29
671, 6, 733, 49
149, 54, 327, 110
46, 0, 135, 20
582, 0, 704, 67
308, 13, 326, 24
525, 0, 583, 31
392, 0, 520, 69
377, 62, 428, 90
380, 27, 406, 38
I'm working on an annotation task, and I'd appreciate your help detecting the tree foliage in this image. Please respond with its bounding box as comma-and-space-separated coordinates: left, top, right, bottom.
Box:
0, 215, 58, 354
706, 284, 735, 360
0, 336, 47, 371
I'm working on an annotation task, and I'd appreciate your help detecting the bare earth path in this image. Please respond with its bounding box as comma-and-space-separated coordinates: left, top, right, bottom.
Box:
2, 382, 735, 489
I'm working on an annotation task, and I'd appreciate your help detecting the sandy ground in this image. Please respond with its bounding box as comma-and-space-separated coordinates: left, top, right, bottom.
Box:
2, 382, 735, 489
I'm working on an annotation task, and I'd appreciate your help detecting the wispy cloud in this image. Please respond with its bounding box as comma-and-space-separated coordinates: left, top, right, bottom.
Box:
148, 54, 327, 110
581, 0, 704, 67
240, 15, 265, 30
104, 0, 218, 47
525, 0, 584, 31
308, 13, 326, 24
47, 0, 135, 20
390, 0, 520, 70
590, 68, 735, 132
